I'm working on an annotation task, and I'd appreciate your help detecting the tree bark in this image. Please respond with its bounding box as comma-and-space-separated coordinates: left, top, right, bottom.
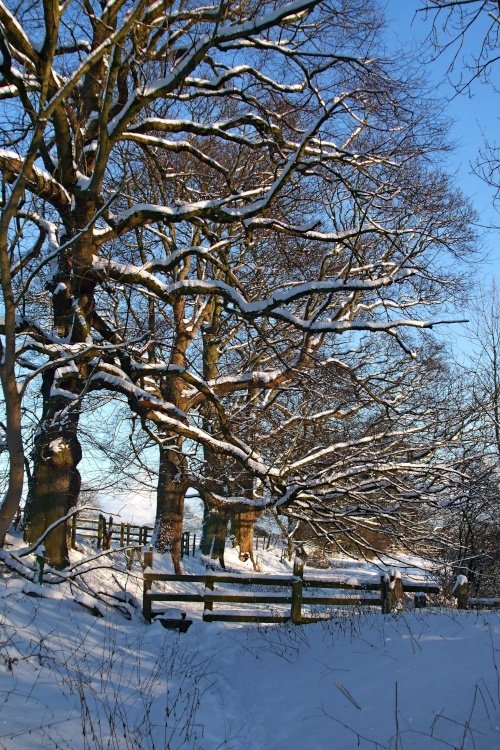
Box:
24, 371, 82, 568
154, 440, 189, 573
201, 504, 229, 566
0, 217, 25, 545
231, 508, 262, 561
0, 370, 24, 546
23, 207, 94, 567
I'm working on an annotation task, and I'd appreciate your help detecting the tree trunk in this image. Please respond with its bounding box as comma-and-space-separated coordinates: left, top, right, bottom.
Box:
231, 508, 262, 561
201, 505, 229, 566
154, 440, 188, 573
23, 371, 82, 568
0, 371, 24, 545
0, 224, 25, 545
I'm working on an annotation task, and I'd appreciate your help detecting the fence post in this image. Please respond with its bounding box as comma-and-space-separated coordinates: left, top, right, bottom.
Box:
102, 515, 113, 550
452, 575, 469, 609
381, 570, 404, 614
126, 524, 130, 545
414, 592, 427, 609
143, 573, 152, 622
140, 547, 154, 611
142, 526, 148, 545
120, 523, 125, 546
203, 577, 214, 619
192, 534, 196, 557
291, 557, 304, 624
71, 513, 77, 549
181, 531, 190, 558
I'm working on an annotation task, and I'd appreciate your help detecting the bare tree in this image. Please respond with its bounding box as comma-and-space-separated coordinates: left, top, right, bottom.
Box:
441, 455, 500, 595
0, 0, 475, 569
462, 283, 500, 455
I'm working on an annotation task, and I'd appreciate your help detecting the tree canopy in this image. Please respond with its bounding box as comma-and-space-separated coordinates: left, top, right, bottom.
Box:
0, 0, 478, 567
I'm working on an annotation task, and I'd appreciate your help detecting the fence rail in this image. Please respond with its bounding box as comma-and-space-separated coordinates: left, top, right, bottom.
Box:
142, 560, 441, 624
72, 514, 152, 549
72, 516, 200, 557
254, 533, 281, 551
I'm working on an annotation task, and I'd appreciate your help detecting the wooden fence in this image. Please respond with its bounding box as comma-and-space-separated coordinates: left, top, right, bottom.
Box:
72, 514, 152, 549
71, 515, 275, 558
143, 561, 441, 624
180, 531, 197, 557
72, 516, 200, 557
254, 533, 281, 551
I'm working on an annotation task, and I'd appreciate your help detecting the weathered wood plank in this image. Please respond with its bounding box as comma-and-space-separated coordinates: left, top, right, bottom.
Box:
304, 579, 381, 591
144, 573, 210, 583
204, 593, 292, 604
302, 596, 381, 606
303, 579, 440, 593
144, 593, 205, 603
469, 598, 500, 609
203, 612, 290, 624
144, 572, 295, 585
401, 582, 440, 594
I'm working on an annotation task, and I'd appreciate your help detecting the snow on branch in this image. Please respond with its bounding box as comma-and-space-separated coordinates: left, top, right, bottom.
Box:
0, 149, 71, 216
107, 0, 321, 137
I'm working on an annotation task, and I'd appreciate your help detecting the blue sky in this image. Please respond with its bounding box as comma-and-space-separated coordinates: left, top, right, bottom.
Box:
384, 0, 499, 284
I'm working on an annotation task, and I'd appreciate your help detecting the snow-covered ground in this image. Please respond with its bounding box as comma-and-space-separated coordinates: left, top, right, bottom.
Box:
0, 533, 499, 750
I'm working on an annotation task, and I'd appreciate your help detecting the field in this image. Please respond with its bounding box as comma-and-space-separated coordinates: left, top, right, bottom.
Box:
0, 534, 499, 750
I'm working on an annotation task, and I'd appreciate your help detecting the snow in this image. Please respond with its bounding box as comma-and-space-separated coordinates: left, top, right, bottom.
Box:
54, 361, 78, 379
49, 437, 66, 453
0, 149, 71, 203
49, 385, 79, 400
75, 171, 91, 190
0, 528, 499, 749
89, 369, 184, 418
94, 255, 425, 336
51, 282, 67, 295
